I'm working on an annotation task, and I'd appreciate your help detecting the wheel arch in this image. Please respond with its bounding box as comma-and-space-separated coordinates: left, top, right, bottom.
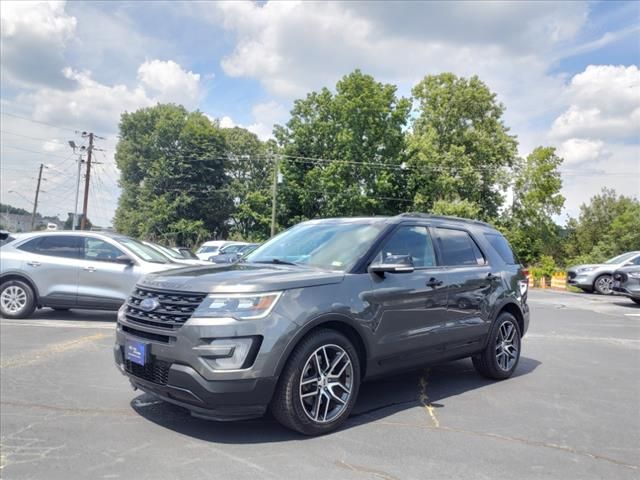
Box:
495, 300, 525, 337
0, 272, 40, 300
274, 314, 370, 379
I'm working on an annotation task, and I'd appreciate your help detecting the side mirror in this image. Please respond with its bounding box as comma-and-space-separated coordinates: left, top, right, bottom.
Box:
115, 255, 134, 266
368, 254, 415, 275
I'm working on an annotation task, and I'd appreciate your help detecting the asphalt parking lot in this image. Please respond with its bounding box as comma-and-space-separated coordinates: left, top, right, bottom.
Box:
1, 289, 639, 480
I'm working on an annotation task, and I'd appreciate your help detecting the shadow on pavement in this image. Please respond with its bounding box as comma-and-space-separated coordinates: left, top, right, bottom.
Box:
130, 356, 541, 443
28, 308, 118, 322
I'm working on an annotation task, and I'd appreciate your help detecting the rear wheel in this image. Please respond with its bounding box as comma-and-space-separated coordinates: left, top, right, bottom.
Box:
0, 280, 36, 319
271, 329, 361, 436
594, 274, 613, 295
473, 312, 521, 380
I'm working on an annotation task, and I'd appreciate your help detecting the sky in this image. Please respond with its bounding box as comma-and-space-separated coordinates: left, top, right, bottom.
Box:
1, 0, 639, 227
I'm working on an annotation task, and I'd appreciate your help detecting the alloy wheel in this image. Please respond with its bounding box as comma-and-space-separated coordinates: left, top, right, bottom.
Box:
596, 276, 613, 295
1, 285, 27, 314
299, 344, 354, 423
495, 321, 519, 371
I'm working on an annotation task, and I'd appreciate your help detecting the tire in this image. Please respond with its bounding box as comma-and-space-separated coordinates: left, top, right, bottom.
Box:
0, 280, 36, 319
632, 299, 640, 306
594, 274, 613, 295
270, 329, 361, 436
52, 307, 70, 311
473, 312, 521, 380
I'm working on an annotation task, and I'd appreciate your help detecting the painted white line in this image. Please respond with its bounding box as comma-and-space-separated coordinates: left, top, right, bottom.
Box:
0, 319, 114, 330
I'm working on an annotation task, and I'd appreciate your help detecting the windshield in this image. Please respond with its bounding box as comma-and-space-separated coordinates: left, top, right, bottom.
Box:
245, 222, 385, 271
220, 244, 244, 254
117, 237, 171, 263
152, 243, 183, 260
605, 252, 638, 264
198, 245, 219, 254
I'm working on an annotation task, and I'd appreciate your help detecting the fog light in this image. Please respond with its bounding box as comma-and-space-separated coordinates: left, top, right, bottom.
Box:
209, 338, 253, 370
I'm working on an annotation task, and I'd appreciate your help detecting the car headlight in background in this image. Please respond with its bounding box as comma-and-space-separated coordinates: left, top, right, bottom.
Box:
192, 292, 282, 320
577, 267, 596, 273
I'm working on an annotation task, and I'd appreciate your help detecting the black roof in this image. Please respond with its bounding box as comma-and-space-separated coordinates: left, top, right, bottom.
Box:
301, 213, 496, 230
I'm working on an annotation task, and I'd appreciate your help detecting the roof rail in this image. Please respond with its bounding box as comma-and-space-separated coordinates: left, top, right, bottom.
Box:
396, 212, 493, 228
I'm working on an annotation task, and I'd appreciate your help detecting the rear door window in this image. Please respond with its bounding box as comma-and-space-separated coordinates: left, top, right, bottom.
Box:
434, 228, 485, 266
19, 235, 82, 259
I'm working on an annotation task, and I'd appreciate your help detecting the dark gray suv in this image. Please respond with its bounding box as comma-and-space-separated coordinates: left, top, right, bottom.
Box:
114, 214, 529, 435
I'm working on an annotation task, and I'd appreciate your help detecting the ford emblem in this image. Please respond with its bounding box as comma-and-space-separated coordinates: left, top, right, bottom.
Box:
139, 297, 161, 312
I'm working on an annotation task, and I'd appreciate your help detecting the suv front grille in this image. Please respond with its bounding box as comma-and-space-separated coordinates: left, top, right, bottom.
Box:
125, 287, 206, 330
124, 358, 171, 385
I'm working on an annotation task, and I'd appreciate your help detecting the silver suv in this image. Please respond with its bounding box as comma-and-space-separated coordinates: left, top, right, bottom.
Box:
0, 231, 183, 318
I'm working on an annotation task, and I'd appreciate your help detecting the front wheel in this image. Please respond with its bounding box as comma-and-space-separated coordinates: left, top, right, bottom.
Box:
271, 329, 361, 436
594, 275, 613, 295
473, 312, 521, 380
0, 280, 36, 319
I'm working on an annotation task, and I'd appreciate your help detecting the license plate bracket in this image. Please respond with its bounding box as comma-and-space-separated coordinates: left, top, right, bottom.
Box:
125, 339, 148, 366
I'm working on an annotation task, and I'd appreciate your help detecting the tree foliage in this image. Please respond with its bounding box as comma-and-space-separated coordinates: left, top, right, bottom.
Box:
274, 70, 411, 227
114, 104, 231, 247
501, 146, 565, 266
407, 73, 518, 220
564, 188, 640, 265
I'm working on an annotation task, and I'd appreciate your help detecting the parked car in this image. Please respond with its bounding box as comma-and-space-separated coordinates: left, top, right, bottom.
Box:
143, 241, 210, 266
208, 243, 258, 264
173, 247, 198, 260
612, 266, 640, 305
567, 251, 640, 294
0, 231, 184, 318
195, 240, 240, 260
115, 214, 529, 435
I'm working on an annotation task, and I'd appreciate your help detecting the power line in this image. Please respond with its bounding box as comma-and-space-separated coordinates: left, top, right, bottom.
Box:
0, 143, 77, 161
0, 111, 80, 133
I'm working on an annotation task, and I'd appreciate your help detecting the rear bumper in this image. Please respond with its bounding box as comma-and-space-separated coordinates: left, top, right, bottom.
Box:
114, 345, 277, 421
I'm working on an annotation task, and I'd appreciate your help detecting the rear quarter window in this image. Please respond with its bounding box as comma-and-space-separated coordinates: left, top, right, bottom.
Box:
484, 233, 518, 264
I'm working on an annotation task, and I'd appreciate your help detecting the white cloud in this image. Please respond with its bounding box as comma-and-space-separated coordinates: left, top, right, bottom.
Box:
219, 116, 236, 128
0, 0, 77, 88
551, 65, 640, 140
42, 139, 65, 152
556, 138, 607, 166
215, 101, 289, 140
137, 60, 202, 109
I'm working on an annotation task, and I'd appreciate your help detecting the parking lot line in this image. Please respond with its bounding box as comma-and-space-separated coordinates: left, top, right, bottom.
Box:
0, 319, 114, 329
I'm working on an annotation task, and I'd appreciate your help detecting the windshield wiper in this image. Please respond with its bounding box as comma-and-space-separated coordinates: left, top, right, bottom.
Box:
253, 258, 299, 266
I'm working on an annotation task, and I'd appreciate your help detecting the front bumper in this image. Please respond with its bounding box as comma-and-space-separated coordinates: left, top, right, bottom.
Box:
114, 345, 276, 420
566, 271, 595, 289
612, 281, 640, 300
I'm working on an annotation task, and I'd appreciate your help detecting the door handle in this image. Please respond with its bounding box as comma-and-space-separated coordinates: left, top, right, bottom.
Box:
83, 266, 96, 272
426, 277, 443, 288
26, 261, 41, 267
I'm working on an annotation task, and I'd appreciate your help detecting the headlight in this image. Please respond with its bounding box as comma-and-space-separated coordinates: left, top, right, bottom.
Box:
577, 267, 596, 273
628, 272, 640, 279
192, 292, 282, 320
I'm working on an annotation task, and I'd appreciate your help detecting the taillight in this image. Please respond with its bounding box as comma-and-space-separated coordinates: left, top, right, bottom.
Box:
522, 268, 529, 279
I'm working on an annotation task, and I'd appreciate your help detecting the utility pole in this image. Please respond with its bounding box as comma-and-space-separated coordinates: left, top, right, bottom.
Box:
73, 152, 83, 230
30, 163, 44, 231
80, 132, 94, 230
270, 155, 279, 237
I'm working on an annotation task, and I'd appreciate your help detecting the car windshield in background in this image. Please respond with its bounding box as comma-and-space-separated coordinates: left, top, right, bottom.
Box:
245, 222, 385, 271
198, 246, 219, 254
605, 252, 637, 264
153, 243, 183, 260
117, 237, 171, 263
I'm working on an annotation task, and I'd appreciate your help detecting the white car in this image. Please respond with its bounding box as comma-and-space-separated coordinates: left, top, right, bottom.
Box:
195, 241, 245, 260
143, 242, 211, 266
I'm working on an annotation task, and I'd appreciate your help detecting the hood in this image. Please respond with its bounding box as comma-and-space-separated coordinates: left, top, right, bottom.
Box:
138, 262, 345, 293
568, 264, 604, 271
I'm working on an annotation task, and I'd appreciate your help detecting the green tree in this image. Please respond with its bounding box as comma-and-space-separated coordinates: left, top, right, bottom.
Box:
274, 70, 411, 227
502, 146, 565, 265
565, 188, 640, 264
408, 73, 518, 220
114, 104, 231, 247
223, 127, 273, 241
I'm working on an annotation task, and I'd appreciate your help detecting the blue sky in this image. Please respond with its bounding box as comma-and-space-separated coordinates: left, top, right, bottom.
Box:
1, 0, 638, 227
